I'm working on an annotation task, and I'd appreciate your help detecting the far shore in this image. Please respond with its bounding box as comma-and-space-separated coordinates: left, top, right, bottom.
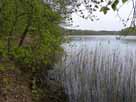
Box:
63, 29, 136, 36
64, 35, 136, 41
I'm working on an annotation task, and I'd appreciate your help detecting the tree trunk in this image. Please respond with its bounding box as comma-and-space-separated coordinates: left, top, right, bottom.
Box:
18, 24, 29, 47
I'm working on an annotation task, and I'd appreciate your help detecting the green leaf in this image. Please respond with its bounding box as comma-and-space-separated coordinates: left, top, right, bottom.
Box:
100, 6, 110, 14
111, 0, 119, 11
122, 0, 127, 3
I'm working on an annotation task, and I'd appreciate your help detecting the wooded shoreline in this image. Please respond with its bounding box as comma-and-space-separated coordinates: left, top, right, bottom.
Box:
63, 29, 136, 35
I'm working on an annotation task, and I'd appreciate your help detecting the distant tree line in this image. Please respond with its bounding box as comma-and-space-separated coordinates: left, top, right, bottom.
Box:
63, 28, 136, 35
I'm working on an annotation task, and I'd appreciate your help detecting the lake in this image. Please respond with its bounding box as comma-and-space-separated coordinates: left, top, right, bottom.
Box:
50, 35, 136, 102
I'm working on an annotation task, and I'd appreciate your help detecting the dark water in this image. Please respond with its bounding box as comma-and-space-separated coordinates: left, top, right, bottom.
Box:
50, 36, 136, 102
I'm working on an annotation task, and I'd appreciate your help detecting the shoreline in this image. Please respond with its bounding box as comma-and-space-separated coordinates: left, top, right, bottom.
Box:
64, 35, 136, 41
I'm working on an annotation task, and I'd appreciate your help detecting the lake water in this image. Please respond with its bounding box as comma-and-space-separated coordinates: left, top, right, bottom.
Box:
50, 35, 136, 102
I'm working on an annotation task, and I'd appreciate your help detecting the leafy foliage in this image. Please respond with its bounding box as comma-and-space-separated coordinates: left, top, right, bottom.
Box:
120, 27, 136, 35
0, 0, 63, 66
60, 0, 129, 16
0, 0, 64, 102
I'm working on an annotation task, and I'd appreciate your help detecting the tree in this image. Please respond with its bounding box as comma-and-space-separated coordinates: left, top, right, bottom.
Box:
51, 0, 136, 28
0, 0, 62, 56
0, 1, 64, 101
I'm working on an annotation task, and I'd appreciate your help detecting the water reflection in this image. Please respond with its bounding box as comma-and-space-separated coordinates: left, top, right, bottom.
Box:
51, 36, 136, 102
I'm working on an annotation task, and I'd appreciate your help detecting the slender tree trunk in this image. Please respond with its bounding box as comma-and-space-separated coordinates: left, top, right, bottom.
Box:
18, 24, 30, 47
7, 36, 10, 55
18, 2, 33, 47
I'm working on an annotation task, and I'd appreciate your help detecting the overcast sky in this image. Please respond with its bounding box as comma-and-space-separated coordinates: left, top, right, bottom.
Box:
64, 1, 133, 31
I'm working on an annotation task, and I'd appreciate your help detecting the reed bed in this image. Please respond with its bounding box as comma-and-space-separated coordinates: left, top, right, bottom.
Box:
49, 38, 136, 102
